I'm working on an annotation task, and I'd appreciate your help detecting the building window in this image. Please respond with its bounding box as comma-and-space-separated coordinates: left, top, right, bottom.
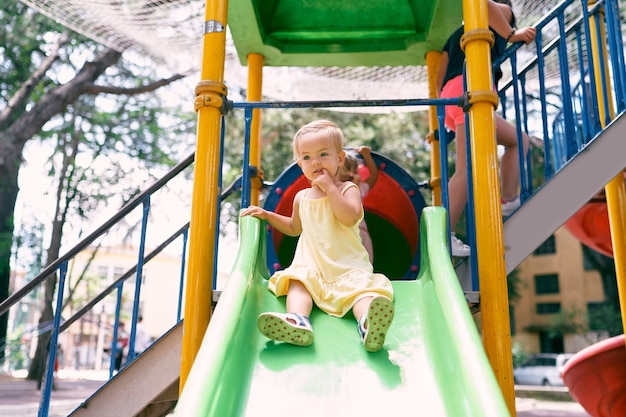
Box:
533, 235, 556, 255
96, 266, 109, 279
534, 274, 560, 295
536, 302, 561, 314
582, 249, 597, 271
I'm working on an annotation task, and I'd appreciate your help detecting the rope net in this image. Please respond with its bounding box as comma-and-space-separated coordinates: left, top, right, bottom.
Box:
18, 0, 617, 105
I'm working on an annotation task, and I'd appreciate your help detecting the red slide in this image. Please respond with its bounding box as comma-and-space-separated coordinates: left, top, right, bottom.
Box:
564, 202, 613, 258
564, 175, 626, 258
562, 334, 626, 417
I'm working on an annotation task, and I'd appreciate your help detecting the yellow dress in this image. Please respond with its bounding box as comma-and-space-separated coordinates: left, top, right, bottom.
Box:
269, 182, 394, 317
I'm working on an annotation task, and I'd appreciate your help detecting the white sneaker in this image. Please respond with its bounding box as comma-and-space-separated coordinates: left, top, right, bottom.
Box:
501, 196, 521, 217
451, 233, 470, 257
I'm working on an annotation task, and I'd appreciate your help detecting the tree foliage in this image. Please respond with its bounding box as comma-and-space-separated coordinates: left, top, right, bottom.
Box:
0, 0, 193, 380
581, 245, 624, 336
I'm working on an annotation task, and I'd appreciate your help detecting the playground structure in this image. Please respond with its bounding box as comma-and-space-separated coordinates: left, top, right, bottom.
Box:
562, 334, 626, 417
1, 1, 626, 416
176, 0, 626, 415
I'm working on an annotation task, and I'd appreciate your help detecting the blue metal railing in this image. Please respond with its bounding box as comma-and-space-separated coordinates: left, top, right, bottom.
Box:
496, 0, 624, 185
460, 0, 626, 287
549, 0, 626, 166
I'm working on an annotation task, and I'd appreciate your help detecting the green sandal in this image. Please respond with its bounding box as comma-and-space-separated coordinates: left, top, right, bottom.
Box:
257, 312, 314, 346
358, 296, 394, 352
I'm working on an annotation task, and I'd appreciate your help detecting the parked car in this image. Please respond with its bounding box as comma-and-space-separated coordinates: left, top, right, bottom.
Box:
513, 353, 574, 386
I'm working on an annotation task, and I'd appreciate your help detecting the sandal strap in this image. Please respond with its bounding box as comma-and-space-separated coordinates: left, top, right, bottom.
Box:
286, 312, 312, 329
357, 313, 367, 340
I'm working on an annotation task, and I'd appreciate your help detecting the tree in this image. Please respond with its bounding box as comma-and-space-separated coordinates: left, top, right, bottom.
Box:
549, 305, 621, 345
507, 267, 525, 304
581, 245, 624, 337
1, 1, 189, 373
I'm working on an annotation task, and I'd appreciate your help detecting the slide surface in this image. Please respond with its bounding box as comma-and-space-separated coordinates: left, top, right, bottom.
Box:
174, 207, 509, 417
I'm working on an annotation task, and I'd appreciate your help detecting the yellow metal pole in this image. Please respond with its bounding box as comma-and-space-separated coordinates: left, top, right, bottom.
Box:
588, 0, 626, 340
588, 3, 613, 126
180, 0, 229, 392
462, 0, 515, 413
426, 50, 443, 206
605, 176, 626, 337
247, 53, 264, 206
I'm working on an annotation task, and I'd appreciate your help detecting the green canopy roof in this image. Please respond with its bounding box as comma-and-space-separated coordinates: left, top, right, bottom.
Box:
228, 0, 464, 67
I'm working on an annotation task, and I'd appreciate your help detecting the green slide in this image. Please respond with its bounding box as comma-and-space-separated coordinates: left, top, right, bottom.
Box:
173, 207, 510, 417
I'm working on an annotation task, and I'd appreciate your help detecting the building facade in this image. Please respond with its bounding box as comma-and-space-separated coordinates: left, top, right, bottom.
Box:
511, 227, 608, 354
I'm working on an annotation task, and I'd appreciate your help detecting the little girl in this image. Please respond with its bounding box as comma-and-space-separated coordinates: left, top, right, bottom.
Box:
337, 146, 378, 263
240, 120, 394, 352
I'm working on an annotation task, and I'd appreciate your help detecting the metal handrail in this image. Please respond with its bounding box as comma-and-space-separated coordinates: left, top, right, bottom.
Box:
0, 152, 195, 316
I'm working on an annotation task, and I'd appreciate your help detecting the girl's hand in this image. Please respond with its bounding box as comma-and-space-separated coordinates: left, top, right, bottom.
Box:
240, 205, 267, 219
311, 169, 336, 194
510, 27, 536, 45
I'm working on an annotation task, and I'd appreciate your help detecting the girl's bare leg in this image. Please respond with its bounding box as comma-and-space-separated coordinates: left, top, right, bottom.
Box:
352, 296, 373, 323
448, 125, 469, 231
495, 115, 530, 201
286, 280, 313, 318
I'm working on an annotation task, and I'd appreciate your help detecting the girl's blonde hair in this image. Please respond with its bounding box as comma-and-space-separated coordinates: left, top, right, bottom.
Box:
342, 151, 359, 172
292, 119, 345, 159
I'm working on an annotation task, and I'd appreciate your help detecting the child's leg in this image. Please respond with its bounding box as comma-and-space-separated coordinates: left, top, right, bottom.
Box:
352, 296, 372, 322
286, 280, 313, 317
257, 280, 314, 346
495, 115, 530, 201
448, 125, 469, 232
353, 295, 394, 352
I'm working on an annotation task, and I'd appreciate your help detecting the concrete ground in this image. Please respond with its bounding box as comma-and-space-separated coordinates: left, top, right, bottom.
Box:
516, 397, 591, 417
515, 385, 591, 416
0, 371, 592, 417
0, 372, 105, 417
